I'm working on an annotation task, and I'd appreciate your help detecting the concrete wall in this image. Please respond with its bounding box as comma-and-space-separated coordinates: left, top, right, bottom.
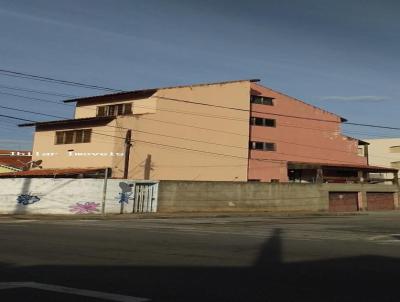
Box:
0, 178, 140, 215
157, 180, 399, 212
0, 179, 398, 214
248, 83, 368, 182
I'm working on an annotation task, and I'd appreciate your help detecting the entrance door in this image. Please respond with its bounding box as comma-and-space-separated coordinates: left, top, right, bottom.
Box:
132, 182, 159, 213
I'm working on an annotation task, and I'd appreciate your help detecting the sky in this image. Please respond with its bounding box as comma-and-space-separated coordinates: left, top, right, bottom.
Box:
0, 0, 399, 149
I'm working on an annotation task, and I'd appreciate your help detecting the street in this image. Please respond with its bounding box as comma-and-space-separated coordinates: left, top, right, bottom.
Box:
1, 213, 400, 301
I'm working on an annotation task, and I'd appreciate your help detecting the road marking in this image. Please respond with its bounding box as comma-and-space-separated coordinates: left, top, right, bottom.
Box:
0, 220, 38, 223
0, 282, 149, 302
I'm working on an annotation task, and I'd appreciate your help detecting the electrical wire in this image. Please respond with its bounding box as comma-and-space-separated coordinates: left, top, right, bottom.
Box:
0, 68, 122, 92
0, 84, 77, 98
0, 104, 395, 162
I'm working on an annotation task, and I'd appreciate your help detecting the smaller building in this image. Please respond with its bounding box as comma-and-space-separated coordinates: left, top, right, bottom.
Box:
0, 150, 32, 173
365, 138, 400, 169
364, 138, 400, 183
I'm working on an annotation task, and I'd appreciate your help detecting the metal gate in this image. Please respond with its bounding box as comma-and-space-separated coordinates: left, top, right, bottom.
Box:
132, 182, 159, 213
367, 192, 395, 211
329, 192, 359, 212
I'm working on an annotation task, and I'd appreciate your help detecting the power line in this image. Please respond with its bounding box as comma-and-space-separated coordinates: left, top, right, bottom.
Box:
345, 122, 400, 131
0, 88, 374, 137
0, 84, 77, 98
0, 105, 68, 119
2, 71, 400, 150
1, 68, 399, 133
2, 78, 399, 136
0, 68, 122, 92
1, 95, 396, 161
0, 102, 388, 158
3, 121, 399, 167
0, 91, 74, 107
0, 114, 35, 122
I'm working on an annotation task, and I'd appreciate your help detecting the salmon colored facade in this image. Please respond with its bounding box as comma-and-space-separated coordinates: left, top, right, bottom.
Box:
248, 83, 367, 182
23, 80, 368, 182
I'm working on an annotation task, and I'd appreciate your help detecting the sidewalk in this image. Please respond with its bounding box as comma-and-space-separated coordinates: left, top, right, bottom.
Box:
0, 210, 371, 221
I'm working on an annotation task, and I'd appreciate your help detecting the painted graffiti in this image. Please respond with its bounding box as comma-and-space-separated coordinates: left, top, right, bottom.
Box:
117, 182, 134, 204
116, 192, 133, 204
69, 202, 100, 214
17, 194, 40, 205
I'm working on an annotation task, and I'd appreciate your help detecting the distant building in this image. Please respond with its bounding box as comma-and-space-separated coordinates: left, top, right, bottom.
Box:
0, 150, 31, 173
365, 138, 400, 169
17, 79, 394, 182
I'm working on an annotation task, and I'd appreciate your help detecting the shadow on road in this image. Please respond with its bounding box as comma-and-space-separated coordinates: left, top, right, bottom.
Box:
0, 228, 399, 301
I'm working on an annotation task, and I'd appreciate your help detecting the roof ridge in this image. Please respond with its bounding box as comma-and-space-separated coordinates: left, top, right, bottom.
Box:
63, 79, 260, 103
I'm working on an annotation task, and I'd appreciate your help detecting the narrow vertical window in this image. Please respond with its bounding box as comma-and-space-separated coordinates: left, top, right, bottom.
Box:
97, 106, 106, 117
82, 129, 92, 143
124, 103, 132, 115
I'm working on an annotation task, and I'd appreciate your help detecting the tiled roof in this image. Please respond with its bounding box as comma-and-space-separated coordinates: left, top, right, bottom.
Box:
0, 150, 31, 169
0, 167, 107, 178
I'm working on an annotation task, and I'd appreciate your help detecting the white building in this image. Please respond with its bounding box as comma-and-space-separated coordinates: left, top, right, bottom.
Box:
366, 138, 400, 169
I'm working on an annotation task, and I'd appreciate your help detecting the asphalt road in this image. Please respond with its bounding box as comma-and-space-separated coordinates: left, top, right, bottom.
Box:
1, 213, 400, 301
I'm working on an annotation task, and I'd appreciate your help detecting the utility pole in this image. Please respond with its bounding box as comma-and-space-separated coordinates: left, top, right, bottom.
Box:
122, 130, 132, 214
101, 167, 109, 216
123, 130, 132, 179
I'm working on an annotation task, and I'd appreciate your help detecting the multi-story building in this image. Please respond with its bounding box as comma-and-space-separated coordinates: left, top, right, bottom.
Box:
19, 79, 389, 182
365, 138, 400, 170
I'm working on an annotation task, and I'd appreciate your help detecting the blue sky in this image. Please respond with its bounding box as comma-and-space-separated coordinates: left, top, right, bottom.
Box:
0, 0, 399, 149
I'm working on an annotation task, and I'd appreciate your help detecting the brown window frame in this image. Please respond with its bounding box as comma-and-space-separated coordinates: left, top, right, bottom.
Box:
250, 95, 274, 106
249, 141, 276, 151
250, 117, 276, 127
55, 129, 92, 145
97, 103, 133, 117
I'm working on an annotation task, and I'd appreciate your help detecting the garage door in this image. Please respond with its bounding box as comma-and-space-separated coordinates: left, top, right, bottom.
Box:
367, 192, 394, 211
329, 192, 359, 212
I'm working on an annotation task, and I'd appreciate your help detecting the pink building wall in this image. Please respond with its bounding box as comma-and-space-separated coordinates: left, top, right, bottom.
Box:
248, 83, 367, 182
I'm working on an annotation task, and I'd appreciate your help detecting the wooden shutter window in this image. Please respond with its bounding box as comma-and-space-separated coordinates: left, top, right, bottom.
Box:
83, 129, 92, 143
124, 103, 132, 115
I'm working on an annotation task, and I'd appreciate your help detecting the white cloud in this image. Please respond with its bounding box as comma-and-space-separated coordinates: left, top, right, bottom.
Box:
321, 95, 390, 102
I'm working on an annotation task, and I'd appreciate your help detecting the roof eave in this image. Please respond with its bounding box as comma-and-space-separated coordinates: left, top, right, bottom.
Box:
18, 116, 115, 128
63, 79, 261, 103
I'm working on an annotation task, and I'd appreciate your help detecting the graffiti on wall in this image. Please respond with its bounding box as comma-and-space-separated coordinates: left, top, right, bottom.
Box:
69, 202, 100, 214
116, 182, 134, 204
116, 192, 133, 204
17, 194, 40, 205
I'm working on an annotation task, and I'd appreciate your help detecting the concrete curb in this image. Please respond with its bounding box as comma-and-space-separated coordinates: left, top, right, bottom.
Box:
0, 211, 373, 221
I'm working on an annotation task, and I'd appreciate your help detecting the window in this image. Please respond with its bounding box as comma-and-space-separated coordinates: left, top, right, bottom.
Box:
55, 129, 92, 145
250, 95, 274, 106
250, 117, 276, 127
249, 141, 276, 151
97, 103, 133, 117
